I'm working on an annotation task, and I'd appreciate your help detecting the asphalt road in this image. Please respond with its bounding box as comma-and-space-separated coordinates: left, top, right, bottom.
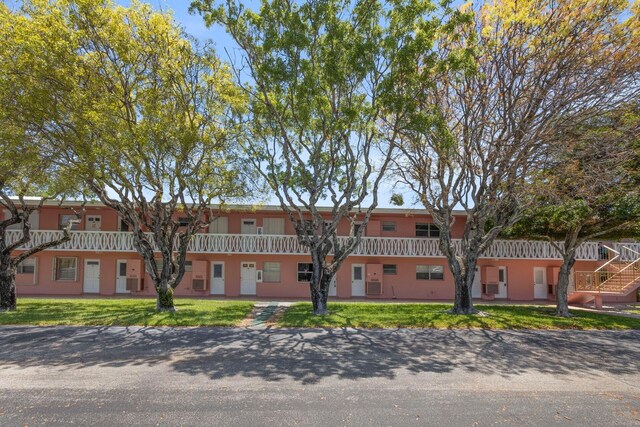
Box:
1, 326, 639, 426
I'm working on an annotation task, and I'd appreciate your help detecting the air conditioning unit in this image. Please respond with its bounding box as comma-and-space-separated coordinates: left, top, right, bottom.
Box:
126, 259, 144, 291
366, 280, 382, 295
256, 227, 264, 235
192, 279, 206, 291
485, 284, 499, 295
191, 260, 207, 291
256, 270, 263, 283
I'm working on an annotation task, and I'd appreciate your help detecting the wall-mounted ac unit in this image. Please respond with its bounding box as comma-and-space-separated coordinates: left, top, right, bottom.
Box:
126, 259, 144, 291
256, 227, 264, 235
191, 260, 207, 291
256, 270, 263, 282
366, 281, 382, 295
485, 284, 499, 295
365, 264, 383, 295
192, 279, 206, 291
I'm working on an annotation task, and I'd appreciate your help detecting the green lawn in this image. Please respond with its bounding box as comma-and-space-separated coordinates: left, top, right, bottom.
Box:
278, 303, 640, 330
0, 298, 254, 327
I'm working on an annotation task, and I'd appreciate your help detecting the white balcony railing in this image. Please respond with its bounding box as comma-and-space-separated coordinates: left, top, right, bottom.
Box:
5, 229, 639, 261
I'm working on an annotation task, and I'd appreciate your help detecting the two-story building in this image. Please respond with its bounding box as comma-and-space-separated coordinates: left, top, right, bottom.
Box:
7, 200, 640, 304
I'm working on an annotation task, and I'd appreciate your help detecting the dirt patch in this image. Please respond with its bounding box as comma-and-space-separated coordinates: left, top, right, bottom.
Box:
238, 305, 260, 327
262, 306, 287, 327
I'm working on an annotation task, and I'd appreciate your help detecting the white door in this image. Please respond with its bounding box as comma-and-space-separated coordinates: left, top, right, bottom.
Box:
115, 259, 129, 293
83, 259, 100, 293
86, 215, 102, 231
471, 266, 482, 298
351, 264, 365, 297
533, 267, 547, 299
241, 219, 257, 234
240, 262, 256, 295
329, 275, 337, 297
211, 262, 225, 295
496, 266, 508, 298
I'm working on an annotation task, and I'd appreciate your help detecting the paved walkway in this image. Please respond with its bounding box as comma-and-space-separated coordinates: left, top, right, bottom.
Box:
1, 326, 639, 426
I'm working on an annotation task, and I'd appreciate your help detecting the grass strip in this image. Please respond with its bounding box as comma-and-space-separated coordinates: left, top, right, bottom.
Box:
0, 298, 254, 327
278, 302, 640, 330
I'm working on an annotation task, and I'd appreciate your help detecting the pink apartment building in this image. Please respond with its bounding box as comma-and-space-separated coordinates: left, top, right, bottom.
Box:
8, 200, 640, 304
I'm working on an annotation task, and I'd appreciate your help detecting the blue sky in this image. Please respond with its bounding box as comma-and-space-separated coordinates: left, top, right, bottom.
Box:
6, 0, 413, 208
115, 1, 235, 57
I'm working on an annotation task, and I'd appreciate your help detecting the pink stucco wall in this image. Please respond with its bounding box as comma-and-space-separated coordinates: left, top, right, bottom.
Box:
10, 204, 638, 303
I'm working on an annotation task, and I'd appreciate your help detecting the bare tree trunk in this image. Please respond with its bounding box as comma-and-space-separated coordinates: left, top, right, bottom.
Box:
156, 280, 176, 312
441, 230, 479, 314
309, 248, 331, 315
0, 255, 16, 311
556, 256, 576, 317
450, 257, 478, 314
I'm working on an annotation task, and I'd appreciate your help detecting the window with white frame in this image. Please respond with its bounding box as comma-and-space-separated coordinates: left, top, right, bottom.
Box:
17, 258, 36, 274
263, 262, 281, 282
297, 263, 313, 282
416, 265, 444, 280
382, 221, 396, 232
59, 214, 79, 230
54, 257, 77, 281
263, 218, 285, 235
415, 223, 440, 238
209, 216, 228, 234
383, 264, 397, 275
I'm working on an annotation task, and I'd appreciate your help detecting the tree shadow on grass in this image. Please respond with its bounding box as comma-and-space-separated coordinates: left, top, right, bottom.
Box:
1, 325, 639, 385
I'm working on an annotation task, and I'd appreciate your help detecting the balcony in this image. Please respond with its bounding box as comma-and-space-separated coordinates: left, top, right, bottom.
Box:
8, 230, 639, 261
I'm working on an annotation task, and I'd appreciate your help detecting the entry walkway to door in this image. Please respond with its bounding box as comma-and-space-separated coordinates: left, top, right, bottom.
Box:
247, 301, 293, 329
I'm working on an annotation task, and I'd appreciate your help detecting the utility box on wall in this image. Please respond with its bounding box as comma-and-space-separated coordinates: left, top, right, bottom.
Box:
365, 263, 383, 295
126, 259, 144, 292
192, 260, 208, 291
481, 266, 499, 295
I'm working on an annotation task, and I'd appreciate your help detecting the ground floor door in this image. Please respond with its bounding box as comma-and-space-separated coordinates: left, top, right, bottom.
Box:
533, 267, 547, 299
115, 259, 129, 293
329, 275, 337, 297
240, 262, 256, 295
211, 262, 225, 295
496, 266, 508, 298
471, 266, 482, 298
351, 264, 365, 297
83, 259, 100, 293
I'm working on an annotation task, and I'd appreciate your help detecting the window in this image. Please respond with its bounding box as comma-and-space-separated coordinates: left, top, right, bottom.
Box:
263, 262, 281, 282
383, 264, 397, 275
185, 261, 193, 272
119, 218, 130, 232
17, 258, 36, 274
382, 221, 396, 232
209, 216, 228, 234
54, 257, 77, 281
416, 265, 444, 280
352, 223, 363, 236
298, 263, 313, 282
118, 261, 127, 277
59, 214, 78, 230
415, 223, 440, 238
263, 218, 285, 235
178, 217, 190, 227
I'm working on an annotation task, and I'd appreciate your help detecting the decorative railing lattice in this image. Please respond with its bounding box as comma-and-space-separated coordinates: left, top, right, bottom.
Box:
7, 230, 638, 260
